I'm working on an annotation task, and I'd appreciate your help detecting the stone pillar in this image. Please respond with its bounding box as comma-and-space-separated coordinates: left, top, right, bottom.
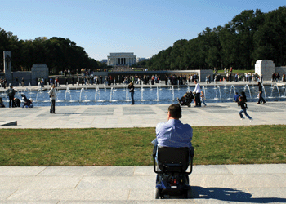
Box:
31, 64, 49, 86
255, 60, 275, 81
3, 51, 12, 84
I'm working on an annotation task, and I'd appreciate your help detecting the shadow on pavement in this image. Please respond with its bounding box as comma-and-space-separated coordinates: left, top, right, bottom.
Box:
192, 186, 286, 203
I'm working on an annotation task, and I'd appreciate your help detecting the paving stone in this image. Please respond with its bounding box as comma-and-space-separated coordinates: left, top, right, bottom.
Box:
88, 166, 135, 176
0, 166, 46, 176
226, 164, 286, 175
7, 189, 129, 201
0, 189, 17, 201
19, 176, 82, 189
39, 166, 97, 176
191, 165, 232, 175
248, 187, 286, 198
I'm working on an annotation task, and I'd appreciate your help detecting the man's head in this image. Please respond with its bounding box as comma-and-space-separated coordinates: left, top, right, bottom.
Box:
194, 80, 197, 84
167, 104, 181, 119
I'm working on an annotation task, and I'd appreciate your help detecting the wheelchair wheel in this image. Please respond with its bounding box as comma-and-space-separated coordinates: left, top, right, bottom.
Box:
155, 188, 162, 199
185, 188, 192, 198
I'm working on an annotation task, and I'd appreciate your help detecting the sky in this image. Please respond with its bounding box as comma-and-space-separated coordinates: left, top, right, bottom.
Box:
1, 0, 285, 61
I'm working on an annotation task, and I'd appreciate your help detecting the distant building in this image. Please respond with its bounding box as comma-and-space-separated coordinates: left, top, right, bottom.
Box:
136, 57, 146, 63
107, 52, 136, 67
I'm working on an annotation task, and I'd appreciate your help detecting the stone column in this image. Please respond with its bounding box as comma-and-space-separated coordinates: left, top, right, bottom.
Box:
255, 60, 275, 81
3, 51, 12, 84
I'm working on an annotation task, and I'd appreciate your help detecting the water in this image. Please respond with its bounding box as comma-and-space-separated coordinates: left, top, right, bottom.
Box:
1, 84, 285, 107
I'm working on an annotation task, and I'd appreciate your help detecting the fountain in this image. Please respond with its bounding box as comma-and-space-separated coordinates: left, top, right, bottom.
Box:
227, 85, 236, 100
125, 87, 130, 102
213, 85, 221, 100
281, 85, 286, 98
177, 80, 181, 90
95, 86, 104, 102
79, 88, 84, 102
268, 83, 280, 98
202, 86, 206, 99
172, 86, 175, 101
2, 83, 285, 107
141, 86, 145, 101
109, 87, 118, 102
262, 85, 267, 99
156, 86, 160, 101
244, 84, 252, 99
65, 86, 71, 101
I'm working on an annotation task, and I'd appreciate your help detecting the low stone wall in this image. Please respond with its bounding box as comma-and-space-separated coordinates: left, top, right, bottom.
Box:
5, 64, 49, 86
11, 72, 32, 86
275, 66, 286, 77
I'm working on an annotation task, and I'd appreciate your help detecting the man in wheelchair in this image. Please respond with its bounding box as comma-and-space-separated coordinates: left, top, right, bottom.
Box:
152, 104, 194, 198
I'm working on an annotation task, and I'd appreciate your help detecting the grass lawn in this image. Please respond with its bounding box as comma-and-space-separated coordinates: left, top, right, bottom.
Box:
0, 125, 285, 166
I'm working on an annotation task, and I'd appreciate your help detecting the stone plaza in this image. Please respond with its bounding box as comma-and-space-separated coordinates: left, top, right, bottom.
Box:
0, 102, 286, 203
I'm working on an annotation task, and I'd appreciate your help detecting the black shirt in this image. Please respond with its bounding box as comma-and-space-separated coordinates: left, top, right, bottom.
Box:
238, 101, 247, 109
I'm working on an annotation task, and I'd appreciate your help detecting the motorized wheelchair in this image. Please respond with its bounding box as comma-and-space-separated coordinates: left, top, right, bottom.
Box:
153, 146, 194, 199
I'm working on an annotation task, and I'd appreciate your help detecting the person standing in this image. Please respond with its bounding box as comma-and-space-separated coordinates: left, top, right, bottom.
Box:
7, 85, 16, 108
21, 77, 24, 86
48, 84, 56, 113
193, 80, 201, 107
15, 77, 19, 86
128, 82, 135, 104
235, 73, 238, 82
3, 78, 7, 89
200, 91, 207, 106
257, 82, 266, 104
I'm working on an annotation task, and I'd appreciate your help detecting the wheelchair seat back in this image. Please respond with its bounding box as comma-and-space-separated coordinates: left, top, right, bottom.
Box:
158, 147, 190, 173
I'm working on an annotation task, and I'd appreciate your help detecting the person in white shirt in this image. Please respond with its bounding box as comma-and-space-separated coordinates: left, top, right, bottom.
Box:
193, 80, 201, 107
48, 84, 57, 113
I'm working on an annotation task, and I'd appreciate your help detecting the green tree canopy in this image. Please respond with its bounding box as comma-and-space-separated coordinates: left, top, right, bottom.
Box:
145, 6, 286, 70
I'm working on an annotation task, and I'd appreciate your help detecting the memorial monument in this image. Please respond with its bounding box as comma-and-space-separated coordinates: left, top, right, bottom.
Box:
2, 51, 49, 86
3, 51, 12, 83
107, 52, 136, 67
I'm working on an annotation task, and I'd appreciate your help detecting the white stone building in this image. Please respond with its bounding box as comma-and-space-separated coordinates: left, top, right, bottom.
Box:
107, 52, 136, 66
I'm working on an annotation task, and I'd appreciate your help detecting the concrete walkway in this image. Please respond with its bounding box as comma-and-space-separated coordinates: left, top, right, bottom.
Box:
1, 101, 286, 128
0, 102, 286, 203
0, 165, 285, 203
